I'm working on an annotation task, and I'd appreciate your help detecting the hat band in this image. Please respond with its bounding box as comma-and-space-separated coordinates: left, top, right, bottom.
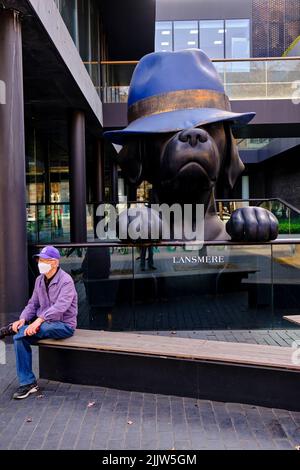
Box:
128, 89, 231, 123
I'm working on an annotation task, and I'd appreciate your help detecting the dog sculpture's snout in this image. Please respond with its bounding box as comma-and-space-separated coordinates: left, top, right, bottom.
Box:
178, 128, 208, 147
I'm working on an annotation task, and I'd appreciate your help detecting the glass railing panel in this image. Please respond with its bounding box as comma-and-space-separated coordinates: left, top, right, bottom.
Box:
58, 245, 135, 331
29, 240, 300, 333
223, 60, 266, 84
216, 199, 300, 237
101, 85, 130, 103
266, 59, 300, 87
214, 59, 300, 100
266, 83, 298, 99
99, 59, 300, 103
225, 83, 268, 99
258, 201, 300, 236
214, 62, 225, 83
132, 243, 273, 331
271, 243, 300, 327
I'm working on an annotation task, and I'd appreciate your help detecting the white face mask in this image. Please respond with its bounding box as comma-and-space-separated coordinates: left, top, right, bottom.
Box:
38, 262, 53, 275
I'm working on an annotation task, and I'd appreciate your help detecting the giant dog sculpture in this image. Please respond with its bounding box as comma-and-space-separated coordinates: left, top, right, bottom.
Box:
104, 49, 278, 242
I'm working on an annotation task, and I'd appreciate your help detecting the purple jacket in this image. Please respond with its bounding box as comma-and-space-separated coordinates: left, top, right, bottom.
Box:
20, 269, 78, 330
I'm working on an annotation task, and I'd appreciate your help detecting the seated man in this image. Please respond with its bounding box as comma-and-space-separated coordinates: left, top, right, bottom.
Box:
0, 246, 78, 400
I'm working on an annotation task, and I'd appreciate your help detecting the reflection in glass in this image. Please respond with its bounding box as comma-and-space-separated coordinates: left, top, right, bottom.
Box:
60, 247, 135, 331
132, 244, 273, 331
29, 242, 300, 332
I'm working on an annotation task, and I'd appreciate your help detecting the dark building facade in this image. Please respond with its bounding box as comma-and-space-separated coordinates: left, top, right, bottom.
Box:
252, 0, 300, 57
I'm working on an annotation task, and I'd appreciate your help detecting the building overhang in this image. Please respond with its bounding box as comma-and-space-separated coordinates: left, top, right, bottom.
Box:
2, 0, 103, 134
240, 138, 300, 164
103, 99, 300, 139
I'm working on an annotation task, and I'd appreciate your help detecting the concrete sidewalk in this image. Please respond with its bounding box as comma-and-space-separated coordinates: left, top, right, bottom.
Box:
1, 331, 300, 450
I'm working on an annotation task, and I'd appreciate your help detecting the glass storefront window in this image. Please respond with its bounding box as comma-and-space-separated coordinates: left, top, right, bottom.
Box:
60, 0, 78, 46
26, 128, 46, 205
225, 19, 250, 58
90, 0, 101, 93
155, 21, 173, 52
57, 0, 102, 91
48, 139, 70, 204
199, 20, 225, 59
78, 0, 91, 62
174, 21, 199, 51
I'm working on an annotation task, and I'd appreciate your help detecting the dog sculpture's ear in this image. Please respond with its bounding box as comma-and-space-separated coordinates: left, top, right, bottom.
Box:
221, 124, 245, 189
117, 139, 145, 186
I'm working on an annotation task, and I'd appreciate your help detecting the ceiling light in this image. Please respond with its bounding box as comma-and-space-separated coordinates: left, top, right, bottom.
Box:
187, 41, 196, 45
214, 40, 223, 45
161, 30, 171, 35
190, 30, 198, 34
161, 42, 169, 46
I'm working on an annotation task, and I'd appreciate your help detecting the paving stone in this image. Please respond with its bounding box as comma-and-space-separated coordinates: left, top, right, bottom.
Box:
1, 329, 300, 450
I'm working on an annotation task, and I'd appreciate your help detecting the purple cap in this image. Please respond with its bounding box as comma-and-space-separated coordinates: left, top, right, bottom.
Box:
33, 246, 61, 260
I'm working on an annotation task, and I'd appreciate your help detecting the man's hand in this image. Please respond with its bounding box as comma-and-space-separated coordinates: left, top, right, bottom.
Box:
25, 318, 44, 337
12, 319, 25, 334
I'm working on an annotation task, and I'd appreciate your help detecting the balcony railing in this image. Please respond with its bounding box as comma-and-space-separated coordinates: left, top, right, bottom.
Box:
83, 57, 300, 103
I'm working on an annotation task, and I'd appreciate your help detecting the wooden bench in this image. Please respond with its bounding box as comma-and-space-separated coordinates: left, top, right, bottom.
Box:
283, 315, 300, 326
38, 330, 300, 411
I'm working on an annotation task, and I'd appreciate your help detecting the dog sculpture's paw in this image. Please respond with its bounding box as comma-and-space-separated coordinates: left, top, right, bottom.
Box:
226, 206, 278, 242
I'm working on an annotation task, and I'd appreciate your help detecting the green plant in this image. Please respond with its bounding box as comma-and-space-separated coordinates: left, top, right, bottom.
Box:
278, 219, 300, 234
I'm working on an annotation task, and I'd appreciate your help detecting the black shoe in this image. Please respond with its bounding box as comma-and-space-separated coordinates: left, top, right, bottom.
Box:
0, 324, 14, 340
13, 382, 39, 400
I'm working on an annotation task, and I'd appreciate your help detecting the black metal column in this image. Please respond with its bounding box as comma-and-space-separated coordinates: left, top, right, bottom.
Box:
111, 161, 119, 205
95, 139, 105, 203
69, 110, 87, 243
93, 140, 105, 238
0, 10, 28, 323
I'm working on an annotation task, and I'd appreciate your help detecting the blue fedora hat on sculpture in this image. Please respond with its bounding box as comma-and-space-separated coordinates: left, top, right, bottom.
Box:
104, 49, 256, 144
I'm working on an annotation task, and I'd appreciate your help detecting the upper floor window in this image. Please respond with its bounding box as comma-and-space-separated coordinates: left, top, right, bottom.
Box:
225, 19, 250, 58
155, 21, 173, 52
174, 21, 199, 51
155, 19, 250, 59
200, 20, 224, 59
